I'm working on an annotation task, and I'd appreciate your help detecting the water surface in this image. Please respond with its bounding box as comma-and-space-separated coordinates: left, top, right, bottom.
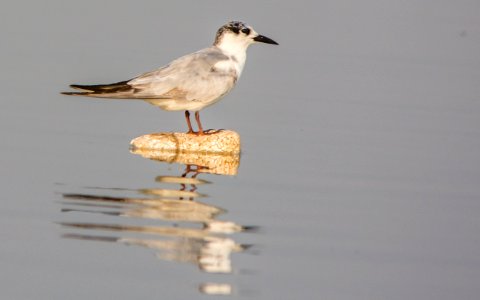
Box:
1, 1, 480, 299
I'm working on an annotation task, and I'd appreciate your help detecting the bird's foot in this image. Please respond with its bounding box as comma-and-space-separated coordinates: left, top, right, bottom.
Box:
201, 129, 222, 135
185, 129, 221, 136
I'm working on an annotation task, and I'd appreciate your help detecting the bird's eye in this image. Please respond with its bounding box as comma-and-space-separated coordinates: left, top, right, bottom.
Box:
241, 28, 251, 35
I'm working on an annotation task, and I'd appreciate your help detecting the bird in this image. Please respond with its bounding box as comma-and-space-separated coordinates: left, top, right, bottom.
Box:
62, 21, 278, 135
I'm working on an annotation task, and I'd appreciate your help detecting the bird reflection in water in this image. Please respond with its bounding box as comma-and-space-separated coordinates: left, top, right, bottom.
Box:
59, 149, 254, 295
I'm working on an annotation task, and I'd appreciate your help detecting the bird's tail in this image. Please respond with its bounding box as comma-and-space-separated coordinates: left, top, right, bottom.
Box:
61, 80, 135, 98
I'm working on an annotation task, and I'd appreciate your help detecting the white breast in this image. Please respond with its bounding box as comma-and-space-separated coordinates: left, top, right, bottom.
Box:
213, 57, 243, 76
215, 34, 249, 77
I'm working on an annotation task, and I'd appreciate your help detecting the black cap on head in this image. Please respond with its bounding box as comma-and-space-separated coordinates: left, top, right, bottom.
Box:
214, 21, 278, 45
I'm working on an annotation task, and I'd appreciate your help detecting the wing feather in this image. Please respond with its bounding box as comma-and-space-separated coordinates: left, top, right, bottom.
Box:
129, 47, 237, 104
62, 47, 239, 111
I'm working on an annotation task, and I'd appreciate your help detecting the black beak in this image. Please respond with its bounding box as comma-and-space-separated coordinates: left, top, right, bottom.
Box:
253, 34, 279, 45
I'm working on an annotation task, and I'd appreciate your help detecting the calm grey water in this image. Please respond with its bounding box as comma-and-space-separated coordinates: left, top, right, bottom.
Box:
1, 1, 480, 299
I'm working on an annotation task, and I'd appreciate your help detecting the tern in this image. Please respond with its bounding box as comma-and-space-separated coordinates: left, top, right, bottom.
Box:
62, 21, 278, 135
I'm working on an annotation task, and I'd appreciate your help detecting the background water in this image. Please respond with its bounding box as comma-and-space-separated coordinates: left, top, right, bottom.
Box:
1, 0, 480, 299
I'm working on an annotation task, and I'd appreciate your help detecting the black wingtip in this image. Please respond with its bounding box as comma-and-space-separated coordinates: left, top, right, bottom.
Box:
61, 84, 92, 95
61, 91, 90, 96
67, 80, 132, 93
69, 84, 94, 91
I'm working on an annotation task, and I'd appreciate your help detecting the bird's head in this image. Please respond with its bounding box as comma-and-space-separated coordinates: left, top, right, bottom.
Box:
214, 21, 278, 53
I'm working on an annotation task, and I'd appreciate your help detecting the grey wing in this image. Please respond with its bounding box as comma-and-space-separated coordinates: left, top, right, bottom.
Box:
129, 48, 237, 104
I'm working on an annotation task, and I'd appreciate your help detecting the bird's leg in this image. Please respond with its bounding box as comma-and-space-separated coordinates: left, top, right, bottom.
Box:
195, 111, 204, 135
185, 110, 194, 134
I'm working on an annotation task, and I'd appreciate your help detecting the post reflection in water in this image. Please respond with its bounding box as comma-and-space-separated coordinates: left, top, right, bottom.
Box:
59, 149, 254, 296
